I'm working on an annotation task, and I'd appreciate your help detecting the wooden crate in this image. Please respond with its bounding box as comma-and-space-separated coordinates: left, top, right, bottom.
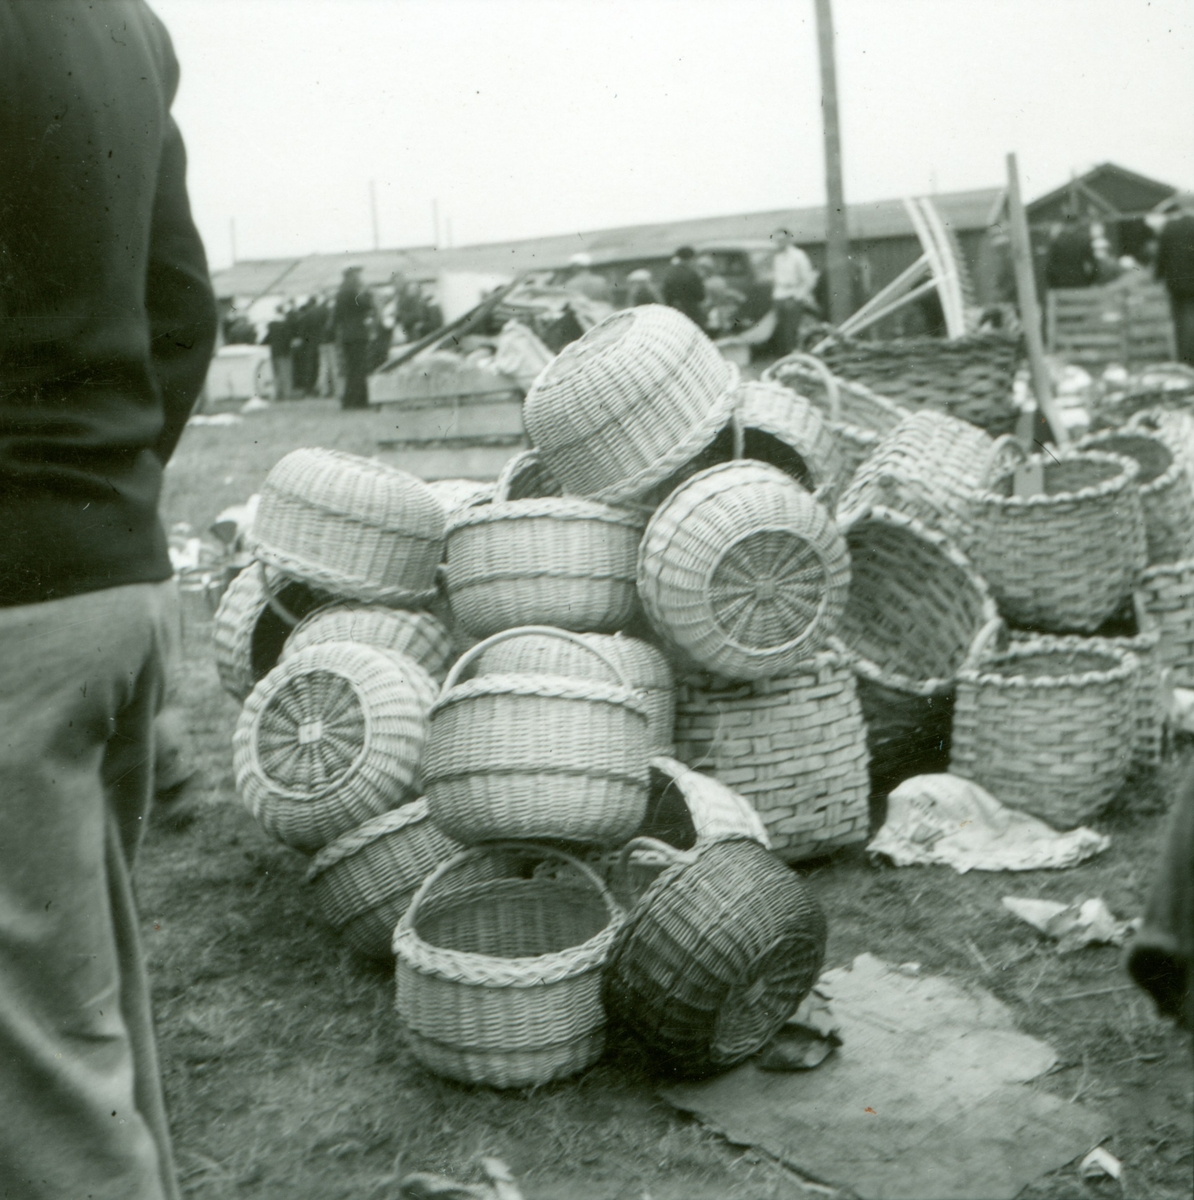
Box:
1046, 282, 1175, 370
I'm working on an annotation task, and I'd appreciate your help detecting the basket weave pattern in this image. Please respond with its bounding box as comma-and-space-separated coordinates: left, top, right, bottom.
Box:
1140, 557, 1194, 688
493, 448, 563, 501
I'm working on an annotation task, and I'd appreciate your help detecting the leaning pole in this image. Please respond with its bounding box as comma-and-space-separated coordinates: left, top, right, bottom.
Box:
814, 0, 851, 326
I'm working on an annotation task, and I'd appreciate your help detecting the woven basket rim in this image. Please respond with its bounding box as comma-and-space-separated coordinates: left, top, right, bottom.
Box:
430, 672, 649, 719
958, 639, 1138, 689
677, 634, 857, 687
972, 449, 1140, 509
306, 798, 430, 880
1077, 428, 1183, 497
252, 541, 440, 606
445, 496, 646, 534
480, 631, 674, 689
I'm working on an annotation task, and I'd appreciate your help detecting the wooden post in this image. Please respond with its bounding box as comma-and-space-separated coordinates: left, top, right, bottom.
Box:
1005, 152, 1069, 447
814, 0, 851, 326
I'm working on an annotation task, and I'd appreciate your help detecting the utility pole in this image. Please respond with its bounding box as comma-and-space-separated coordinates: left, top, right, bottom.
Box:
229, 217, 238, 264
369, 180, 380, 250
814, 0, 851, 326
445, 216, 454, 249
431, 198, 440, 249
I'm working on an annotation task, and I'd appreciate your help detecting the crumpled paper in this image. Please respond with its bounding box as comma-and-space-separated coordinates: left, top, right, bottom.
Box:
1002, 896, 1140, 954
867, 774, 1110, 873
756, 988, 841, 1072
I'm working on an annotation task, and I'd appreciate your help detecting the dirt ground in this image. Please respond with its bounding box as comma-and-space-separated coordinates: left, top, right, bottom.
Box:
146, 399, 1193, 1199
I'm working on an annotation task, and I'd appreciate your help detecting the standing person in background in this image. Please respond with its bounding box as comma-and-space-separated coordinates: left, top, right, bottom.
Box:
625, 268, 662, 307
315, 297, 340, 398
333, 266, 376, 410
662, 246, 706, 329
1044, 213, 1098, 290
264, 302, 296, 400
0, 3, 216, 1197
1156, 193, 1194, 367
293, 297, 322, 397
564, 253, 613, 305
770, 228, 817, 356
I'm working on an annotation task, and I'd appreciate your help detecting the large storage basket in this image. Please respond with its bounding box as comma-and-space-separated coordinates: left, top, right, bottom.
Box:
1077, 428, 1194, 565
817, 332, 1023, 435
1140, 557, 1194, 688
523, 305, 738, 504
837, 508, 997, 796
393, 842, 624, 1088
307, 799, 459, 960
951, 629, 1138, 829
212, 563, 328, 701
602, 836, 827, 1077
477, 631, 675, 753
1128, 408, 1194, 502
638, 460, 850, 680
967, 450, 1147, 633
443, 497, 644, 637
252, 448, 446, 605
282, 603, 455, 684
423, 627, 650, 846
234, 643, 438, 852
672, 642, 871, 861
493, 447, 562, 501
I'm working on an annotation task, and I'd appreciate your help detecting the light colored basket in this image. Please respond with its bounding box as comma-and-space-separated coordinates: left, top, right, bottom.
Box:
638, 460, 850, 681
1128, 407, 1194, 502
1077, 429, 1194, 565
967, 449, 1146, 633
523, 304, 738, 504
477, 631, 675, 753
951, 626, 1138, 829
423, 626, 650, 846
673, 640, 870, 861
493, 448, 562, 501
1140, 557, 1194, 688
393, 842, 624, 1088
282, 603, 455, 685
425, 478, 493, 519
234, 643, 438, 852
251, 448, 446, 605
443, 498, 644, 637
306, 799, 460, 960
602, 836, 827, 1077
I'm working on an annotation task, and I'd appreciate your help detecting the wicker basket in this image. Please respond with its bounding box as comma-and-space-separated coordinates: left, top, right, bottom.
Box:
837, 508, 997, 796
523, 305, 738, 504
252, 448, 446, 605
817, 332, 1023, 435
307, 799, 459, 960
212, 563, 329, 701
393, 842, 624, 1088
602, 836, 827, 1077
1128, 408, 1194, 502
234, 643, 438, 852
443, 497, 644, 638
951, 625, 1138, 829
477, 631, 675, 753
638, 461, 850, 681
672, 641, 870, 861
1077, 429, 1194, 565
762, 352, 909, 487
1140, 557, 1194, 688
967, 450, 1147, 633
493, 448, 562, 501
423, 626, 650, 846
281, 603, 455, 685
426, 478, 493, 520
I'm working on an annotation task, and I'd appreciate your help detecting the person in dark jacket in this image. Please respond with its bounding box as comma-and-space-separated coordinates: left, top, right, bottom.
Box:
1044, 215, 1098, 290
264, 302, 297, 399
333, 266, 377, 409
662, 246, 707, 329
1155, 193, 1194, 366
0, 3, 217, 1197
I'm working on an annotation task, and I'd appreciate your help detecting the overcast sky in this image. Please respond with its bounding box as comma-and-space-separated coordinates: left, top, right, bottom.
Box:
152, 0, 1194, 270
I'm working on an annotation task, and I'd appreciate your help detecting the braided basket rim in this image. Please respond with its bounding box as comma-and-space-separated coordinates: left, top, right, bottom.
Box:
1077, 428, 1184, 498
430, 672, 649, 719
306, 797, 431, 880
445, 496, 646, 534
251, 540, 440, 606
957, 639, 1138, 689
971, 449, 1140, 509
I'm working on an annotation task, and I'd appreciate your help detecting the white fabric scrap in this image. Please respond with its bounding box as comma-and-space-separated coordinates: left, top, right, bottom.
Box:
867, 774, 1110, 873
1002, 896, 1139, 954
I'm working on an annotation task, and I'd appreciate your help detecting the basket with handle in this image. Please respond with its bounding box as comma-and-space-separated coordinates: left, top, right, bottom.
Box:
423, 626, 650, 846
602, 836, 827, 1077
233, 643, 439, 852
951, 620, 1139, 829
392, 841, 625, 1088
966, 449, 1147, 633
672, 639, 870, 862
251, 447, 446, 605
282, 603, 455, 685
493, 447, 563, 501
523, 305, 739, 504
477, 630, 675, 754
637, 460, 850, 681
1076, 428, 1194, 565
306, 799, 460, 960
443, 497, 645, 638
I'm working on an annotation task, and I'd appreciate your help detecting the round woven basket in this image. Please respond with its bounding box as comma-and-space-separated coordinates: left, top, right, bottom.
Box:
282, 603, 455, 685
251, 447, 446, 604
443, 497, 645, 637
1128, 408, 1194, 503
306, 799, 459, 960
638, 460, 850, 681
234, 643, 438, 852
477, 631, 675, 753
393, 842, 624, 1088
673, 640, 871, 861
1077, 429, 1194, 565
523, 305, 738, 504
967, 450, 1146, 633
212, 563, 329, 701
493, 448, 562, 501
602, 836, 827, 1077
423, 626, 650, 846
1140, 556, 1194, 688
951, 627, 1138, 829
